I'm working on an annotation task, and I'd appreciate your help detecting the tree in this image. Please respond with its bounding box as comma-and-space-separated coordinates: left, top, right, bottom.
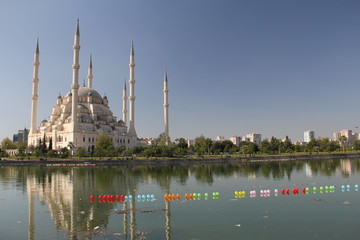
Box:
269, 137, 280, 154
77, 147, 87, 158
115, 145, 126, 156
17, 141, 27, 156
156, 132, 170, 146
175, 138, 188, 149
95, 133, 115, 157
240, 142, 256, 157
283, 136, 294, 153
48, 137, 53, 150
260, 139, 271, 154
1, 138, 17, 150
143, 146, 161, 159
47, 150, 56, 158
307, 139, 319, 153
205, 138, 213, 155
339, 135, 348, 152
60, 147, 70, 158
194, 135, 207, 157
353, 139, 360, 151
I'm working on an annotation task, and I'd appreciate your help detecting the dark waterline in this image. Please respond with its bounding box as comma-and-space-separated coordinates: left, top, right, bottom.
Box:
0, 158, 359, 239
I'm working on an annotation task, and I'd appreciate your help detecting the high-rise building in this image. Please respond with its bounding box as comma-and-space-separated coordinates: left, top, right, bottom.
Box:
229, 136, 241, 147
13, 128, 29, 143
304, 130, 315, 143
244, 133, 261, 146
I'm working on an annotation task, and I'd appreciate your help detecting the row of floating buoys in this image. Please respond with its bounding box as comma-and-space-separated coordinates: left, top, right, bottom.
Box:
90, 184, 359, 203
234, 191, 246, 198
184, 192, 220, 200
90, 194, 155, 203
164, 194, 181, 201
260, 189, 271, 197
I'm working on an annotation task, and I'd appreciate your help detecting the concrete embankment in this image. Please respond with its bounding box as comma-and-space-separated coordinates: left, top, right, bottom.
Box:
1, 152, 360, 166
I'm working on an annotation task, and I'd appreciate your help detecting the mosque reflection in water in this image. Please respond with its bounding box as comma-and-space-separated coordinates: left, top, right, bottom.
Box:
1, 158, 360, 240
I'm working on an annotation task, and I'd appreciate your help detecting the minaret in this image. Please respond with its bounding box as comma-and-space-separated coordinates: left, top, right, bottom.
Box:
30, 39, 40, 135
128, 41, 137, 136
122, 79, 127, 125
71, 19, 80, 132
163, 70, 170, 145
87, 54, 93, 88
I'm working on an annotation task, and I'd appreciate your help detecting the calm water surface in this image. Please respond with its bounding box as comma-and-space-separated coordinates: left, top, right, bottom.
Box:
0, 158, 360, 240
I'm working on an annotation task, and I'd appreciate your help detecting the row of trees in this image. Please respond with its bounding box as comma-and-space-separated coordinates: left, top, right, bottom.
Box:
2, 133, 360, 159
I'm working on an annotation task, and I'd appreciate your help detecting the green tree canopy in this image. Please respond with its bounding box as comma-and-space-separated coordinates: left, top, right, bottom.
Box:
95, 133, 115, 157
1, 138, 17, 150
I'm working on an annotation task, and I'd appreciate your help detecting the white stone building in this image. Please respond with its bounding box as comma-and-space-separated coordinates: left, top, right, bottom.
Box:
243, 133, 262, 146
229, 136, 241, 147
28, 21, 138, 153
304, 130, 315, 143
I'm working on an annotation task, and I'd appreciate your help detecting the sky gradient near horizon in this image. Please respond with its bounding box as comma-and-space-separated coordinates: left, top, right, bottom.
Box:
1, 0, 360, 142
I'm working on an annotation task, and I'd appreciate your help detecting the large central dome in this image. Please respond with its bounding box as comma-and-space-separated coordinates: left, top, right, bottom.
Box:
65, 86, 102, 99
78, 86, 102, 98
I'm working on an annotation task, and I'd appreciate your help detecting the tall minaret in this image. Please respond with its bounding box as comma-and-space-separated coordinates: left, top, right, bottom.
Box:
163, 70, 170, 145
122, 79, 127, 125
87, 54, 93, 88
128, 41, 136, 136
71, 20, 80, 132
30, 39, 40, 135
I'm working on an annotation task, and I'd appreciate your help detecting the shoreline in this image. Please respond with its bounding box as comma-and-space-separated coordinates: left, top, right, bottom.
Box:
1, 152, 359, 166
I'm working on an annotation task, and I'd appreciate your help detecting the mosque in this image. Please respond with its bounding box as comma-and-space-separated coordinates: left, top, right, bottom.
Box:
27, 20, 170, 153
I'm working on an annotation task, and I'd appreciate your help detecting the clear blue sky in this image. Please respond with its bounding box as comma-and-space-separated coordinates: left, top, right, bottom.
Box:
1, 0, 360, 142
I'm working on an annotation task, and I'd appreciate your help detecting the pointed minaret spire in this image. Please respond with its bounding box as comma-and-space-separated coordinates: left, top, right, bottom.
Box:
128, 41, 137, 136
76, 18, 80, 36
122, 78, 128, 126
131, 40, 134, 56
163, 70, 170, 145
36, 38, 39, 54
87, 54, 93, 88
30, 39, 40, 135
71, 19, 81, 135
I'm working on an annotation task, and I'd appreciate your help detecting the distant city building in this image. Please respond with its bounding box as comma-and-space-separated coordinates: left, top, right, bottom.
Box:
340, 129, 353, 143
333, 129, 358, 145
229, 136, 241, 147
304, 130, 315, 143
215, 136, 225, 142
333, 132, 341, 142
186, 139, 195, 147
244, 133, 261, 146
295, 141, 306, 146
138, 138, 156, 147
13, 128, 29, 143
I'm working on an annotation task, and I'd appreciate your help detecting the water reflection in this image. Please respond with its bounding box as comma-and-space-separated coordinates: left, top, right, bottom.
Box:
0, 158, 360, 239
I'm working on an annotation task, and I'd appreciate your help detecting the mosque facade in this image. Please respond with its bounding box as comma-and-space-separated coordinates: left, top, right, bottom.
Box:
27, 21, 139, 153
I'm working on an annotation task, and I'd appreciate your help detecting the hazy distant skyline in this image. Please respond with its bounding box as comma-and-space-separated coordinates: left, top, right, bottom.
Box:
1, 0, 360, 142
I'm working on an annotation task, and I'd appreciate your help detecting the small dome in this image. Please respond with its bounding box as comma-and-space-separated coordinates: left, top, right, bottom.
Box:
41, 119, 48, 123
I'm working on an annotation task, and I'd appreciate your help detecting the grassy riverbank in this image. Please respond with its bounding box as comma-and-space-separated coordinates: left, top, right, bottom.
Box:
1, 151, 360, 166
